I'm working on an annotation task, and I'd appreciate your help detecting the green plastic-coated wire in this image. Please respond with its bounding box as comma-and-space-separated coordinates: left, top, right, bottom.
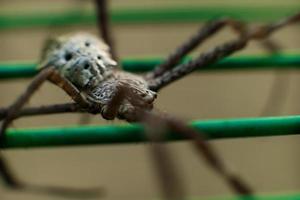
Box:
0, 6, 299, 30
198, 192, 300, 200
0, 54, 300, 79
3, 115, 300, 149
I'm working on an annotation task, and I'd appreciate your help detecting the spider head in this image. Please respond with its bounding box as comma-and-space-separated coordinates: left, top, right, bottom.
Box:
41, 33, 117, 89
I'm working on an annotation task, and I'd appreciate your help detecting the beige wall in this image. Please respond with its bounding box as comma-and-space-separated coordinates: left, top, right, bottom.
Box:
0, 1, 300, 200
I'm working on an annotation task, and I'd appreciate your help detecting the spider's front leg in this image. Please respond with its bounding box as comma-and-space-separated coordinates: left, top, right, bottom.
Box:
0, 67, 101, 198
0, 67, 90, 136
0, 67, 55, 136
0, 67, 55, 192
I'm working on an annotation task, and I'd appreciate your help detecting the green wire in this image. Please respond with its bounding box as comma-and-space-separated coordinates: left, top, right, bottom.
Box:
0, 6, 299, 30
0, 54, 300, 79
198, 192, 300, 200
3, 115, 300, 149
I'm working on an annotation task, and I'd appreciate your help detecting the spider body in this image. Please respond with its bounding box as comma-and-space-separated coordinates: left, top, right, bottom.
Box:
40, 33, 157, 121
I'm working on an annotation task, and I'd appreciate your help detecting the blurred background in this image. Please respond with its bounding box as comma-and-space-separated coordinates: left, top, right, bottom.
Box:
0, 0, 300, 199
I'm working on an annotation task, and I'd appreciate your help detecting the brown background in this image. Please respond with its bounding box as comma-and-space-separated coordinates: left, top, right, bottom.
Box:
0, 0, 300, 199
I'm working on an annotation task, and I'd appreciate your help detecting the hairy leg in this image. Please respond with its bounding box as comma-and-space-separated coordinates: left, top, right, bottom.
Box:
82, 0, 117, 125
103, 83, 187, 199
146, 18, 246, 80
98, 81, 154, 121
261, 70, 291, 116
47, 70, 90, 108
144, 113, 187, 200
0, 153, 101, 199
94, 0, 118, 61
149, 12, 300, 91
0, 103, 81, 120
0, 67, 55, 136
143, 111, 253, 196
0, 68, 100, 198
0, 67, 90, 126
108, 85, 252, 197
259, 39, 291, 116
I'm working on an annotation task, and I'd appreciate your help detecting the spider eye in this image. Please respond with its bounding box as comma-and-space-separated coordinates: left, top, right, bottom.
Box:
65, 53, 73, 61
84, 63, 90, 69
97, 55, 102, 60
85, 41, 90, 47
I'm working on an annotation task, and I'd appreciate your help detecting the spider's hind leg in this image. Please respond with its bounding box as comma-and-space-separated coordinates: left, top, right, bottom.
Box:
163, 115, 253, 196
0, 153, 101, 198
142, 111, 254, 196
143, 113, 187, 200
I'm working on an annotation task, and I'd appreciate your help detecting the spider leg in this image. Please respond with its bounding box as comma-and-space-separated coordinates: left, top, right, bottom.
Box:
98, 81, 153, 121
97, 85, 253, 197
78, 113, 94, 125
94, 0, 118, 61
47, 70, 90, 108
0, 153, 101, 199
0, 103, 81, 121
148, 11, 300, 91
99, 82, 132, 120
0, 67, 55, 136
149, 38, 247, 91
0, 67, 101, 198
142, 111, 253, 196
0, 153, 22, 188
144, 113, 187, 200
0, 67, 90, 134
260, 38, 282, 54
258, 39, 290, 116
131, 106, 253, 196
146, 18, 247, 80
80, 0, 117, 125
102, 85, 186, 199
163, 114, 253, 196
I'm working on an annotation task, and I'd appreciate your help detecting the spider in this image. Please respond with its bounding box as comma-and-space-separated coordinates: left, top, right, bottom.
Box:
0, 0, 299, 198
